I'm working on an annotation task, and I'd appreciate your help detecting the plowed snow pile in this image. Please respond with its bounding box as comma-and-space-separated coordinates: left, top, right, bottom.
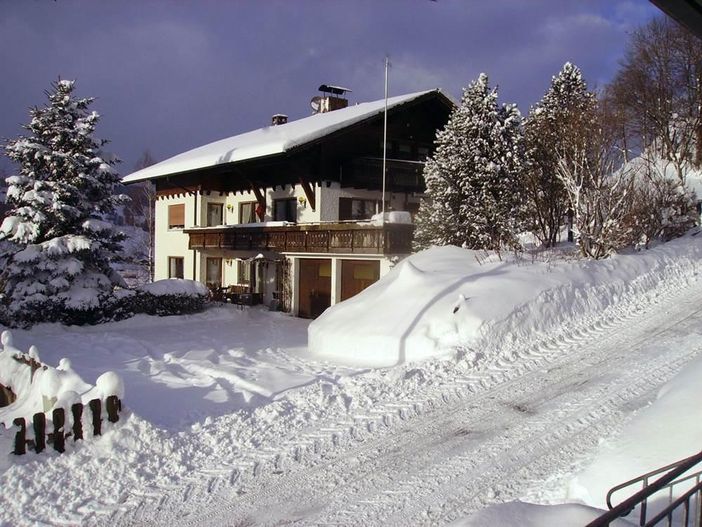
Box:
309, 236, 702, 367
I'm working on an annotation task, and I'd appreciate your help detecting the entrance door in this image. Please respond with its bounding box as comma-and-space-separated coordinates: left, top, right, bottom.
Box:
340, 260, 380, 301
298, 259, 331, 318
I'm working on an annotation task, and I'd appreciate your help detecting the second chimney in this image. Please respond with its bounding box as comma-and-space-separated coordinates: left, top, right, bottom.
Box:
271, 114, 288, 126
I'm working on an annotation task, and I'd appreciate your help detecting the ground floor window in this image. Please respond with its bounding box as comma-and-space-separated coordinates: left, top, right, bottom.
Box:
206, 257, 222, 287
168, 256, 184, 279
237, 260, 251, 285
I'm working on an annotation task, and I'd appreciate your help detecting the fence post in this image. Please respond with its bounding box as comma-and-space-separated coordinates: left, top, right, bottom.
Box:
89, 399, 102, 436
105, 395, 121, 423
52, 407, 65, 453
71, 402, 83, 441
13, 417, 26, 455
33, 412, 46, 453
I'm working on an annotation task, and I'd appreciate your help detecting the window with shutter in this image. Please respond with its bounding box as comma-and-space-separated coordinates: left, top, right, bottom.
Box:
168, 204, 185, 229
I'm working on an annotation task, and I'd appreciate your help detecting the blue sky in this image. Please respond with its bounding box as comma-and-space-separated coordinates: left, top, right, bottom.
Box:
0, 0, 659, 174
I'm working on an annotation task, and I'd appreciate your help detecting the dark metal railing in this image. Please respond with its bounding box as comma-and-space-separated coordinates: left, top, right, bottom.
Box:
588, 450, 702, 527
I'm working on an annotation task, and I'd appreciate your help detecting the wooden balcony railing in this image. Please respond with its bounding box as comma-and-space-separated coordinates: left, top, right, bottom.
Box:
184, 222, 414, 255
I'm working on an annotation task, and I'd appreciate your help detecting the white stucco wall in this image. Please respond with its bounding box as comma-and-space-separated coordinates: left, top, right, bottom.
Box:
154, 194, 197, 281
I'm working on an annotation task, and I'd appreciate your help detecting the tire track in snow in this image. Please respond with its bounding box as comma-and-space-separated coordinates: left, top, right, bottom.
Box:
187, 293, 702, 526
108, 268, 702, 526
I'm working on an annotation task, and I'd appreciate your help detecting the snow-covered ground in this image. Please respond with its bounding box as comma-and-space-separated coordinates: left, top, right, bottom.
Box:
1, 233, 702, 525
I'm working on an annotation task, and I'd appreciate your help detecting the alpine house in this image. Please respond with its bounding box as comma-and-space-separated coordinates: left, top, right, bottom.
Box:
122, 86, 453, 318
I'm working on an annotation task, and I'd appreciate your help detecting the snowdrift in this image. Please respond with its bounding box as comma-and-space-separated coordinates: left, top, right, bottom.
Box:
309, 235, 702, 367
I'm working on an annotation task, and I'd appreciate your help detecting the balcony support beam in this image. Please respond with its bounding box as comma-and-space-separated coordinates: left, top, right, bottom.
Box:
298, 178, 316, 211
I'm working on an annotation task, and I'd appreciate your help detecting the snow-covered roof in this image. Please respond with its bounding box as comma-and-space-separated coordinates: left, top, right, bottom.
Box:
122, 90, 442, 184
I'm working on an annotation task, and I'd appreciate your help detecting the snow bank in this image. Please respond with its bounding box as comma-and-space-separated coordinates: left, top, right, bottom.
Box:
452, 501, 634, 526
309, 234, 702, 367
570, 349, 702, 509
139, 278, 207, 297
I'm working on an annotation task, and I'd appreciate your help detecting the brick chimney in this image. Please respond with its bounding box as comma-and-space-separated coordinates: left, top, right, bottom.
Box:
311, 84, 351, 114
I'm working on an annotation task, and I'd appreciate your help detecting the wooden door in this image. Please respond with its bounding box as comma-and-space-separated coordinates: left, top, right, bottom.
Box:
340, 260, 380, 301
298, 259, 331, 318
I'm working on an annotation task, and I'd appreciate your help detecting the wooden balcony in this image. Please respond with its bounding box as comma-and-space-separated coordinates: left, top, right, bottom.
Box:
184, 222, 414, 255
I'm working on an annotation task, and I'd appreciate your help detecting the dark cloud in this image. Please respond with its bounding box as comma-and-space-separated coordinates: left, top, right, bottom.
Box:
0, 0, 658, 173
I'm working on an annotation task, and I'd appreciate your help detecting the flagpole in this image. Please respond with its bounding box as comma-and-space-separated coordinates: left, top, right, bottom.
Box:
382, 56, 389, 222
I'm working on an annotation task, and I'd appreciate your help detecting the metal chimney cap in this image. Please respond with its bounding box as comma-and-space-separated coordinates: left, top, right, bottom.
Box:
318, 84, 352, 95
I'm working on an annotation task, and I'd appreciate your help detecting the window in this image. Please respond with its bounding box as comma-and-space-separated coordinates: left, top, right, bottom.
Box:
205, 257, 222, 287
168, 257, 184, 279
237, 260, 251, 285
397, 142, 412, 160
239, 201, 259, 224
338, 198, 380, 221
274, 198, 297, 222
207, 203, 223, 227
168, 204, 185, 229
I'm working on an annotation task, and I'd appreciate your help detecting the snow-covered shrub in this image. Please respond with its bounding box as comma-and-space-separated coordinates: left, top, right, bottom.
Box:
624, 173, 697, 249
0, 280, 208, 328
130, 279, 208, 317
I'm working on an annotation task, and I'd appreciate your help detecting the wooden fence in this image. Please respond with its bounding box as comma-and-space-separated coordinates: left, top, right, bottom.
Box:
12, 395, 122, 455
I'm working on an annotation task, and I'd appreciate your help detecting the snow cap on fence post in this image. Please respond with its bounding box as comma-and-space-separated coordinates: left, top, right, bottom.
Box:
28, 345, 40, 360
39, 368, 60, 412
95, 371, 124, 400
1, 330, 13, 350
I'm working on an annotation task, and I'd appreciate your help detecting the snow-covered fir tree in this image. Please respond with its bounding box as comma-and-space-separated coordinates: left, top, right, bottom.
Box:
413, 74, 525, 252
523, 62, 596, 247
0, 79, 126, 325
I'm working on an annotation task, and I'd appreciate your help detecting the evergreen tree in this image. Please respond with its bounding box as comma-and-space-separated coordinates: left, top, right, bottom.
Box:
413, 74, 525, 252
523, 62, 596, 247
0, 79, 126, 325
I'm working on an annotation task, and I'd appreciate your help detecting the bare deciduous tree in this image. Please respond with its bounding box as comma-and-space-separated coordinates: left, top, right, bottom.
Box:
607, 17, 702, 183
555, 107, 635, 259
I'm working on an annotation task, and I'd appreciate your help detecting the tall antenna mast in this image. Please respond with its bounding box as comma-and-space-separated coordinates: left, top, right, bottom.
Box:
382, 56, 390, 221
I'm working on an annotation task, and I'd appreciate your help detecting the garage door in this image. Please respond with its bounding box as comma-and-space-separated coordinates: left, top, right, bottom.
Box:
340, 260, 380, 302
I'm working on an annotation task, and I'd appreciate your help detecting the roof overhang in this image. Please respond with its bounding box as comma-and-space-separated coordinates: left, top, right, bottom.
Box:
122, 89, 454, 186
650, 0, 702, 39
